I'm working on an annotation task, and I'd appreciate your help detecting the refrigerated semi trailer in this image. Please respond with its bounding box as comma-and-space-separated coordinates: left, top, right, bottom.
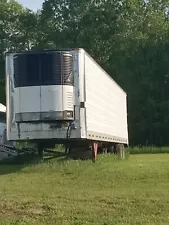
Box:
5, 48, 128, 160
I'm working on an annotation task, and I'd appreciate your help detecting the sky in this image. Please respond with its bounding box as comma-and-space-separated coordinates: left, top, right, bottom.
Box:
17, 0, 44, 11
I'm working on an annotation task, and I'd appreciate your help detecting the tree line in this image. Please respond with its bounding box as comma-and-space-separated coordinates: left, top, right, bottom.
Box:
1, 0, 169, 146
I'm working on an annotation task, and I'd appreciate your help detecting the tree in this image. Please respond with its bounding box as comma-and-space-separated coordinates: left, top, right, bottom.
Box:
0, 0, 39, 104
0, 0, 24, 104
40, 0, 169, 145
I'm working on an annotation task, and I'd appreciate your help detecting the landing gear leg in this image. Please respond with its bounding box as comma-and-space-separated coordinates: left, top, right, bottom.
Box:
92, 142, 98, 162
37, 143, 44, 161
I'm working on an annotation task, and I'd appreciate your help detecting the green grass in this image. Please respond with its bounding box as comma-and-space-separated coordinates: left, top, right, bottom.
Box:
0, 153, 169, 224
128, 146, 169, 154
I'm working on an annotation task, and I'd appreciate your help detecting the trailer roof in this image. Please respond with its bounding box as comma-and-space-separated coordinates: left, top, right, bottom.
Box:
5, 48, 83, 55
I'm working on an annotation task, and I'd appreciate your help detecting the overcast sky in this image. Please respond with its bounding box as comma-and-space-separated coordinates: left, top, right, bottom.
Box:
17, 0, 44, 11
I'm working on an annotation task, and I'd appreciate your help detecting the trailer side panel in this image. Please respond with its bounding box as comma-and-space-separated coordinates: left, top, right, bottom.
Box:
84, 52, 128, 144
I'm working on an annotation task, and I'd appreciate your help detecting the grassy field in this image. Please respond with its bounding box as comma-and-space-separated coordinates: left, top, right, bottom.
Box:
129, 146, 169, 154
0, 153, 169, 225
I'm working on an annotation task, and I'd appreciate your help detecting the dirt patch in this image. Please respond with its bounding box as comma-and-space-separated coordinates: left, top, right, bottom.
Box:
0, 202, 54, 219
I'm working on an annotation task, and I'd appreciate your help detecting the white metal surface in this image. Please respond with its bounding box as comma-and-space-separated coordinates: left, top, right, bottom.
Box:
15, 85, 74, 113
6, 53, 15, 141
78, 49, 87, 138
0, 104, 6, 113
84, 52, 128, 144
15, 86, 40, 113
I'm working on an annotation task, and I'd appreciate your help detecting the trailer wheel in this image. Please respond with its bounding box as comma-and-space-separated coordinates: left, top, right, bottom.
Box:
107, 145, 115, 154
115, 144, 125, 159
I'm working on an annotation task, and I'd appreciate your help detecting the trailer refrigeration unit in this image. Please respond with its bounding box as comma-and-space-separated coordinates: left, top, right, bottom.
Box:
5, 48, 128, 160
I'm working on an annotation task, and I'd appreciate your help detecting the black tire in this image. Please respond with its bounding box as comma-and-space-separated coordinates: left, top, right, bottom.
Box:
115, 144, 125, 159
107, 145, 115, 154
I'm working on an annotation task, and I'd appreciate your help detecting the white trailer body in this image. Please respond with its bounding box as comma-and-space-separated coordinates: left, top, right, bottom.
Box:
5, 49, 128, 145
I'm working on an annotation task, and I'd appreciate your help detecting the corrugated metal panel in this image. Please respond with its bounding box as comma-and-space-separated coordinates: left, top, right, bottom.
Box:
84, 52, 128, 144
